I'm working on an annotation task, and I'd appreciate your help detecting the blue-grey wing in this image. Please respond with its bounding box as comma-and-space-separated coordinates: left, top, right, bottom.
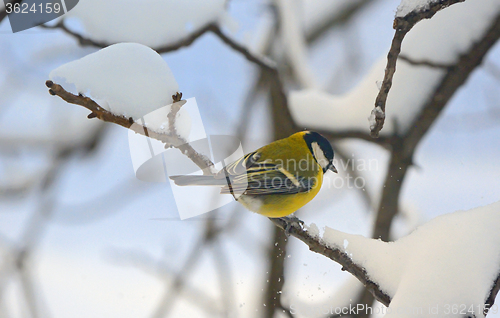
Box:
220, 162, 316, 195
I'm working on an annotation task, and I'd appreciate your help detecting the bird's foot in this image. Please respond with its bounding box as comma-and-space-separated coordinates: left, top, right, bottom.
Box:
280, 215, 304, 236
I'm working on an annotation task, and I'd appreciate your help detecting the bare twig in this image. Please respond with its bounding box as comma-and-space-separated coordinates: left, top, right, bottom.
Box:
306, 0, 374, 44
40, 20, 279, 77
40, 20, 215, 54
208, 25, 276, 71
398, 54, 453, 70
209, 24, 298, 143
370, 27, 407, 138
370, 0, 466, 137
39, 20, 110, 48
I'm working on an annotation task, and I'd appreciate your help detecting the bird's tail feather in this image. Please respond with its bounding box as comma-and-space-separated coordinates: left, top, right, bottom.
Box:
169, 175, 228, 186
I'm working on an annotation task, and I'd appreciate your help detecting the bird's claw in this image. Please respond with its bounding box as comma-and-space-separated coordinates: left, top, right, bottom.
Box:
280, 215, 304, 236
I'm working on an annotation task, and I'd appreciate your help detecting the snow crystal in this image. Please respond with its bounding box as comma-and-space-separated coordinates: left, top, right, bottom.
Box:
50, 43, 179, 120
141, 101, 191, 139
321, 200, 500, 317
305, 222, 320, 237
65, 0, 229, 48
396, 0, 438, 18
369, 106, 385, 131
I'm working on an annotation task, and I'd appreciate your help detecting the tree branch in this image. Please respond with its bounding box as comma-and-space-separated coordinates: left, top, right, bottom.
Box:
398, 54, 453, 70
372, 3, 500, 256
208, 24, 298, 141
305, 0, 374, 44
360, 9, 500, 315
403, 11, 500, 156
269, 218, 391, 306
42, 8, 500, 314
42, 20, 297, 142
40, 20, 215, 54
370, 0, 466, 137
45, 80, 214, 173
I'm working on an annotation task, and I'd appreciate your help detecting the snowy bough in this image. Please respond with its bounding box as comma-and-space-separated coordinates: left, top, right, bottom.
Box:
44, 0, 500, 316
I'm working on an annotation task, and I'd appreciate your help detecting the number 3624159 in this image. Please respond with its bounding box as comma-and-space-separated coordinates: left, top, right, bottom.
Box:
5, 2, 62, 14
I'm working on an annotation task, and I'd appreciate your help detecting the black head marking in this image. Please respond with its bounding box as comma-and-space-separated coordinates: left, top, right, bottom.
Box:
303, 131, 335, 173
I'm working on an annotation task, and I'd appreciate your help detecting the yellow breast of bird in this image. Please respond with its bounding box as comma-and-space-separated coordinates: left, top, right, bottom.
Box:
239, 132, 324, 217
255, 171, 323, 217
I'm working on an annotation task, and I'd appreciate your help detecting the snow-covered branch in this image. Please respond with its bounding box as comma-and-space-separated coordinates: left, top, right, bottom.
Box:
43, 19, 294, 140
45, 80, 214, 173
274, 201, 500, 315
270, 218, 392, 306
402, 10, 500, 157
370, 0, 466, 137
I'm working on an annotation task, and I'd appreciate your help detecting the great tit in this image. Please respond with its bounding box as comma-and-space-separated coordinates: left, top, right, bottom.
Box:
170, 131, 337, 218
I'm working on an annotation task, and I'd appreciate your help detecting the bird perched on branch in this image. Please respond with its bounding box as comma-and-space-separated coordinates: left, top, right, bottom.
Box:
170, 131, 337, 218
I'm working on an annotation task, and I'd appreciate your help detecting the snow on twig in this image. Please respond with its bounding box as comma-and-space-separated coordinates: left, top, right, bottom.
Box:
370, 0, 465, 137
269, 218, 392, 306
45, 81, 214, 173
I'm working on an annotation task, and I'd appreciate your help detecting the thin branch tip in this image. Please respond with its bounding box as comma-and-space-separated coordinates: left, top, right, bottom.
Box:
172, 92, 183, 102
371, 0, 466, 136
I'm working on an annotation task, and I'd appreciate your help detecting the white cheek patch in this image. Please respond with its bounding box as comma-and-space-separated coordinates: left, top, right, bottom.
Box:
312, 142, 329, 170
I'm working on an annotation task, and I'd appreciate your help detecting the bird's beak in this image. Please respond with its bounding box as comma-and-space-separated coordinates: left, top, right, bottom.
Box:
329, 164, 338, 173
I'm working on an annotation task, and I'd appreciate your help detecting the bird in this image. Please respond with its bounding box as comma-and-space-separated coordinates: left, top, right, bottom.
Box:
169, 131, 337, 218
